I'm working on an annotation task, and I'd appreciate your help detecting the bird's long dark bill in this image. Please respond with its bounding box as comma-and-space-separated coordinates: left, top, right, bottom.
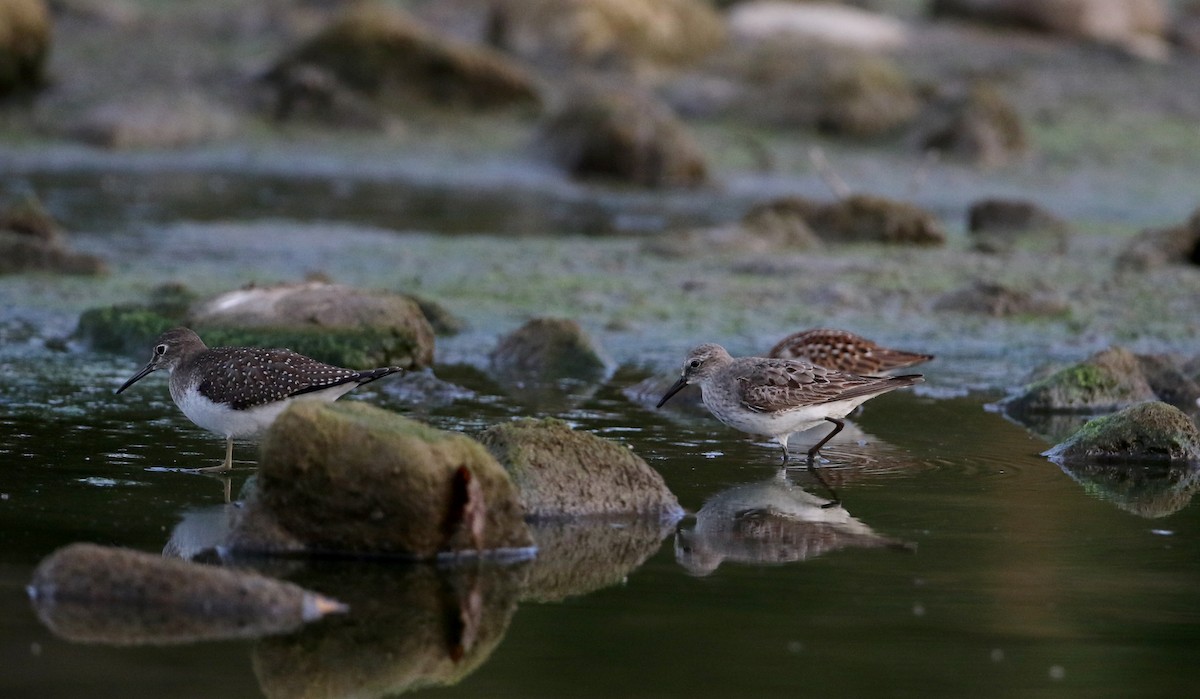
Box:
656, 376, 689, 408
115, 363, 156, 394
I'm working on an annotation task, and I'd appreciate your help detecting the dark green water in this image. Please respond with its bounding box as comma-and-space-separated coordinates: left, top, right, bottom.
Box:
2, 350, 1197, 699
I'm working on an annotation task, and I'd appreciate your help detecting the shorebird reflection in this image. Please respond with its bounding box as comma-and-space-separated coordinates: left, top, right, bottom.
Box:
675, 473, 913, 576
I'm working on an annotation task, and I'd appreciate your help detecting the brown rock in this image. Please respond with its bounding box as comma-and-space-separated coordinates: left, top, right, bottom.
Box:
921, 84, 1029, 167
488, 317, 609, 383
933, 280, 1067, 317
1116, 207, 1200, 271
809, 194, 946, 246
0, 196, 108, 275
0, 0, 50, 98
967, 197, 1070, 253
537, 84, 708, 188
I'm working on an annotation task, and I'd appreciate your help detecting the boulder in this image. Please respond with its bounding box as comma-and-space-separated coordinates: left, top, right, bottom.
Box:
0, 196, 108, 275
247, 401, 533, 559
479, 417, 682, 520
0, 0, 50, 98
536, 85, 708, 188
263, 2, 539, 114
1136, 354, 1200, 411
1043, 401, 1200, 462
920, 84, 1029, 167
188, 282, 436, 369
1004, 346, 1158, 414
488, 317, 609, 383
930, 0, 1169, 60
1115, 208, 1200, 272
808, 194, 946, 246
28, 543, 345, 645
489, 0, 725, 68
933, 280, 1068, 317
966, 197, 1070, 253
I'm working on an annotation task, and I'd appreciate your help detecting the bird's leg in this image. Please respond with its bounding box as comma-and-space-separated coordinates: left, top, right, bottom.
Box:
778, 440, 791, 465
196, 437, 234, 473
806, 417, 845, 507
806, 459, 842, 509
806, 417, 845, 461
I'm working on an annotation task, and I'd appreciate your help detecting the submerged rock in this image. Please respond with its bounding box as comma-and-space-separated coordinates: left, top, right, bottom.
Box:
251, 401, 533, 559
28, 543, 346, 645
263, 2, 539, 114
488, 317, 610, 384
537, 85, 709, 188
0, 196, 108, 275
1043, 401, 1200, 462
1005, 346, 1157, 414
0, 0, 51, 98
479, 417, 682, 520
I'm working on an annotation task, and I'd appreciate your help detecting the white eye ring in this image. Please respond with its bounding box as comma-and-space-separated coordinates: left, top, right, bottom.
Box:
688, 359, 701, 369
154, 344, 168, 356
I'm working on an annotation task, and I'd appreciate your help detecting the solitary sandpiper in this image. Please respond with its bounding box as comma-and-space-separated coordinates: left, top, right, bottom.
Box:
115, 327, 403, 471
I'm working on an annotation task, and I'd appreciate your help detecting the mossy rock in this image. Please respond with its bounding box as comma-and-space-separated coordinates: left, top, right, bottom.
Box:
488, 317, 609, 383
1005, 347, 1158, 414
256, 402, 532, 558
264, 1, 540, 113
815, 56, 920, 139
73, 304, 181, 356
479, 417, 682, 519
0, 0, 51, 98
1043, 401, 1200, 462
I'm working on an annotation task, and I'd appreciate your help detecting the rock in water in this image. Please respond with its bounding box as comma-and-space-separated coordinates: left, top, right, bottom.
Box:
1044, 401, 1200, 462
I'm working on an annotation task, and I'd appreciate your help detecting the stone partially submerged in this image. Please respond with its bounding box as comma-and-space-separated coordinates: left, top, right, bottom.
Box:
1043, 401, 1200, 462
488, 317, 610, 384
1005, 347, 1161, 414
0, 196, 108, 275
479, 417, 682, 520
28, 543, 346, 645
244, 401, 533, 559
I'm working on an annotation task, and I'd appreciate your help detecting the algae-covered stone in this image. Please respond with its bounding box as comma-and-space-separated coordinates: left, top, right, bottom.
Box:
258, 401, 532, 558
263, 2, 539, 114
189, 282, 435, 369
488, 317, 610, 383
28, 543, 346, 645
479, 417, 682, 519
1043, 401, 1200, 462
1005, 347, 1157, 414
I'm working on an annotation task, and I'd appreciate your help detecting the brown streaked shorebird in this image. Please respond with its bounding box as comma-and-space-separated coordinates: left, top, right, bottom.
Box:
115, 327, 402, 472
767, 328, 933, 375
657, 343, 922, 465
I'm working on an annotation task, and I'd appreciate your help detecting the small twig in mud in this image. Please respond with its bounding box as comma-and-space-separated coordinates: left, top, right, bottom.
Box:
809, 147, 851, 200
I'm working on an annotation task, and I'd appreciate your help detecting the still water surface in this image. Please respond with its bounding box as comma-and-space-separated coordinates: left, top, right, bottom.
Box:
2, 351, 1197, 698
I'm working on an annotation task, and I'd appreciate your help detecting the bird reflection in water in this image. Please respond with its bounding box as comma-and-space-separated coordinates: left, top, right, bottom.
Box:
675, 472, 914, 576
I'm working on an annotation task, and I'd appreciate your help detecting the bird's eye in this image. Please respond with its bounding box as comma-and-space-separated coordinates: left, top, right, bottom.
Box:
688, 359, 701, 369
154, 344, 167, 356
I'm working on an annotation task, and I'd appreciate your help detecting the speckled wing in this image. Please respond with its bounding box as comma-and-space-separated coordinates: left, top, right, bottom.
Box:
193, 348, 363, 410
768, 329, 932, 375
736, 360, 906, 413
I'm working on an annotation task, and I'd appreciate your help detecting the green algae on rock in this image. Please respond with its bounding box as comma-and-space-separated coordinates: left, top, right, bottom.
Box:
479, 417, 682, 519
1004, 346, 1157, 414
256, 401, 533, 559
28, 543, 346, 645
1043, 401, 1200, 462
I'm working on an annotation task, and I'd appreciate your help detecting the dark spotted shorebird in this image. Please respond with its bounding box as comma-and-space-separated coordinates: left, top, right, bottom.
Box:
115, 327, 402, 472
657, 343, 922, 466
767, 328, 933, 375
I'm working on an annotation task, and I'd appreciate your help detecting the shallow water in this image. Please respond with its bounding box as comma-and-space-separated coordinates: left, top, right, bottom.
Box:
2, 350, 1198, 698
2, 166, 1199, 698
